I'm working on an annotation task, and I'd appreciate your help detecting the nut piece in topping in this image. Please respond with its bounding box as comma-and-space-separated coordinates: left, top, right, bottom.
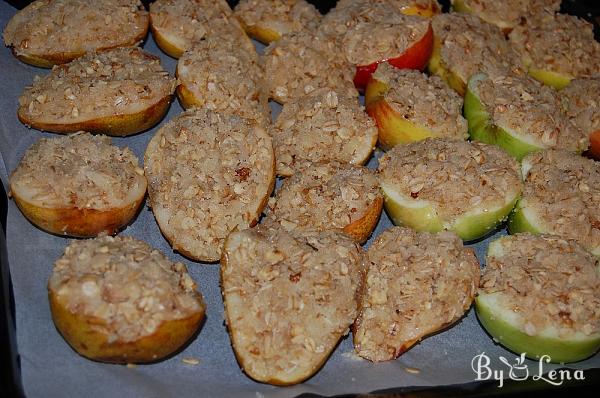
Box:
3, 0, 149, 68
465, 72, 588, 159
271, 89, 377, 177
354, 227, 479, 361
378, 138, 522, 241
366, 64, 468, 149
263, 31, 357, 104
429, 12, 522, 95
265, 161, 383, 243
561, 75, 600, 159
509, 150, 600, 257
477, 233, 600, 363
176, 38, 269, 125
9, 132, 147, 238
509, 13, 600, 89
149, 0, 254, 58
144, 109, 275, 262
451, 0, 560, 32
221, 226, 366, 385
234, 0, 322, 44
48, 235, 205, 363
18, 47, 176, 136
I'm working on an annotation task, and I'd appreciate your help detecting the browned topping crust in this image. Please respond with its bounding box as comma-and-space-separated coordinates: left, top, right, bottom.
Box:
372, 63, 467, 140
476, 73, 588, 152
561, 76, 600, 135
18, 47, 175, 125
263, 31, 357, 104
234, 0, 321, 37
144, 109, 275, 262
378, 139, 521, 219
432, 13, 521, 83
265, 161, 381, 236
3, 0, 148, 60
150, 0, 253, 54
177, 38, 269, 124
453, 0, 560, 30
354, 227, 479, 362
221, 226, 365, 384
509, 13, 600, 77
520, 150, 600, 254
272, 89, 377, 176
48, 235, 204, 343
481, 233, 600, 337
10, 133, 145, 210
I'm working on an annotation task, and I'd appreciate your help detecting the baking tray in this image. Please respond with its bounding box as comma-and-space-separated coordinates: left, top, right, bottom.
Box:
0, 1, 599, 397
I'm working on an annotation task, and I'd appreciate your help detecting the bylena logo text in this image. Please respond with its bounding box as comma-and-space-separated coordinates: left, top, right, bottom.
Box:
471, 352, 585, 388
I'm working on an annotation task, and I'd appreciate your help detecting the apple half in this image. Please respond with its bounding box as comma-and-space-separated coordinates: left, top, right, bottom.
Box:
353, 23, 433, 90
426, 36, 467, 96
365, 77, 436, 150
507, 159, 600, 258
380, 180, 519, 242
476, 238, 600, 363
464, 73, 545, 160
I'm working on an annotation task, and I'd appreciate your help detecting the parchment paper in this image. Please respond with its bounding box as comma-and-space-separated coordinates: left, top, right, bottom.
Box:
0, 3, 598, 397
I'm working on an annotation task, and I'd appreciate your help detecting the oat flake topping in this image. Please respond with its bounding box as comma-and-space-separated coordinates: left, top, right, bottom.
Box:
481, 233, 600, 338
49, 235, 204, 342
372, 63, 467, 140
520, 150, 600, 254
354, 227, 480, 361
378, 138, 522, 219
19, 47, 175, 124
10, 132, 145, 210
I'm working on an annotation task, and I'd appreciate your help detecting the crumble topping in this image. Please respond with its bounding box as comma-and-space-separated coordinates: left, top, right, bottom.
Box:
509, 13, 600, 77
263, 31, 357, 104
475, 73, 588, 152
378, 138, 522, 219
372, 63, 467, 140
49, 235, 204, 342
149, 0, 253, 55
10, 132, 146, 210
561, 75, 600, 136
319, 0, 431, 66
481, 233, 600, 338
272, 89, 377, 176
452, 0, 560, 30
355, 227, 479, 361
3, 0, 148, 61
222, 226, 365, 381
19, 47, 175, 124
520, 150, 600, 254
432, 12, 521, 84
144, 109, 275, 261
265, 161, 381, 237
234, 0, 321, 38
177, 38, 269, 124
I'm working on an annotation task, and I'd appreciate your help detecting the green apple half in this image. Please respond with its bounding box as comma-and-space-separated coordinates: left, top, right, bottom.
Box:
465, 73, 545, 160
380, 180, 519, 241
507, 160, 600, 257
476, 239, 600, 363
